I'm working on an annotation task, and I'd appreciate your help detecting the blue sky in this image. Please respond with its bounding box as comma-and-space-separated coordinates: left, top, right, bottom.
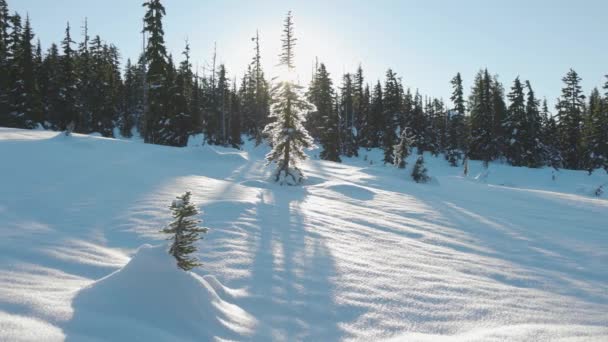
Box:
12, 0, 607, 109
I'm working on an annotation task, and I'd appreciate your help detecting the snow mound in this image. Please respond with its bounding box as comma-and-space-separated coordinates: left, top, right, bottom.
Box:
324, 182, 375, 201
66, 244, 255, 341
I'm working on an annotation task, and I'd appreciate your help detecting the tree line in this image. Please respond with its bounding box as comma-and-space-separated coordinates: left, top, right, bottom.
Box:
1, 0, 607, 173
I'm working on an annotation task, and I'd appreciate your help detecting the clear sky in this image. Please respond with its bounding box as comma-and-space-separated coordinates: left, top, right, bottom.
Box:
11, 0, 607, 109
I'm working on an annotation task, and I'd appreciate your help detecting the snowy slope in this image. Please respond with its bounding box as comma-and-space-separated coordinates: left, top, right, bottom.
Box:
0, 127, 607, 341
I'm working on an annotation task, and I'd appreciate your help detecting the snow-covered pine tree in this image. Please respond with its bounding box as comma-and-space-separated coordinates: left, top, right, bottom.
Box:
556, 69, 585, 170
161, 191, 208, 271
393, 127, 413, 168
263, 11, 313, 185
411, 155, 430, 183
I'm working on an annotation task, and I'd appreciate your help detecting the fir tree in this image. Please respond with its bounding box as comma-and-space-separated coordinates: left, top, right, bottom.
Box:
411, 155, 430, 183
382, 69, 402, 163
583, 87, 607, 172
142, 0, 168, 144
490, 75, 507, 160
524, 80, 544, 167
367, 81, 383, 147
263, 11, 313, 185
161, 191, 208, 271
57, 22, 80, 132
309, 63, 340, 162
504, 76, 526, 166
468, 69, 493, 166
0, 0, 9, 121
393, 127, 413, 168
556, 69, 585, 169
446, 73, 467, 164
340, 72, 358, 157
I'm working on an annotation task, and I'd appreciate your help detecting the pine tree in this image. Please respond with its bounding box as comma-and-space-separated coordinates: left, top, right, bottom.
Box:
583, 87, 607, 172
367, 81, 383, 147
161, 191, 208, 271
249, 31, 270, 144
468, 69, 494, 166
490, 76, 507, 160
263, 11, 313, 185
57, 22, 80, 132
411, 155, 430, 183
393, 127, 413, 168
524, 80, 544, 167
353, 64, 368, 146
556, 69, 585, 169
340, 72, 357, 157
309, 63, 340, 162
229, 79, 242, 148
142, 0, 168, 144
382, 69, 402, 163
446, 73, 467, 165
0, 0, 9, 121
504, 76, 526, 166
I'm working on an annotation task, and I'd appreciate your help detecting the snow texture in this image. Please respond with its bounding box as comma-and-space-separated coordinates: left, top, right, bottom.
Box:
0, 127, 607, 341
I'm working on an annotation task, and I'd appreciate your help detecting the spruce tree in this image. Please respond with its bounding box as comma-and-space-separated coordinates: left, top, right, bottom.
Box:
353, 64, 368, 146
504, 76, 526, 166
340, 73, 358, 157
583, 87, 607, 172
393, 127, 413, 168
0, 0, 9, 121
142, 0, 168, 144
382, 69, 402, 163
468, 69, 494, 166
309, 63, 340, 162
490, 75, 507, 160
524, 80, 544, 167
161, 191, 208, 271
263, 11, 313, 185
411, 155, 430, 183
367, 81, 384, 147
58, 22, 80, 132
446, 73, 467, 164
556, 69, 585, 169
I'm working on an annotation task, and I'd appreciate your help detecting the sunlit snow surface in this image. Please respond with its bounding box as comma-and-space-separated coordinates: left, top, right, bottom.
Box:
0, 127, 606, 341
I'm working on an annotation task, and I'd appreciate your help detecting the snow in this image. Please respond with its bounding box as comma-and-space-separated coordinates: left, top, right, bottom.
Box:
0, 127, 607, 341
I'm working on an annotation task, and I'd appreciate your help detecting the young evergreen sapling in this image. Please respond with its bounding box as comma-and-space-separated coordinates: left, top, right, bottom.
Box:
161, 191, 208, 271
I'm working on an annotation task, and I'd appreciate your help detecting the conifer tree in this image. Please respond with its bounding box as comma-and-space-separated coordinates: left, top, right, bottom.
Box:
382, 69, 402, 163
249, 31, 270, 144
0, 0, 9, 121
524, 80, 544, 167
309, 63, 340, 162
446, 73, 467, 164
353, 64, 368, 145
393, 127, 413, 168
57, 22, 80, 132
263, 11, 313, 185
142, 0, 168, 144
367, 81, 384, 147
583, 87, 607, 172
556, 69, 585, 169
340, 72, 358, 157
504, 76, 526, 166
161, 191, 208, 271
411, 155, 430, 183
468, 69, 494, 166
490, 75, 507, 160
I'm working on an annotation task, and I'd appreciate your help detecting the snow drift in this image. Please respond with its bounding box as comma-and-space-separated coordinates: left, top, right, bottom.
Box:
65, 244, 255, 341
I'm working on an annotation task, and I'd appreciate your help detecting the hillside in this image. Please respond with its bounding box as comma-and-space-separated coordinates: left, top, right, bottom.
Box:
0, 127, 606, 341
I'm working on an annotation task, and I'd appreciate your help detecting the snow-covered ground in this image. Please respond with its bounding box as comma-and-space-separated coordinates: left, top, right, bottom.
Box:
0, 127, 606, 341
